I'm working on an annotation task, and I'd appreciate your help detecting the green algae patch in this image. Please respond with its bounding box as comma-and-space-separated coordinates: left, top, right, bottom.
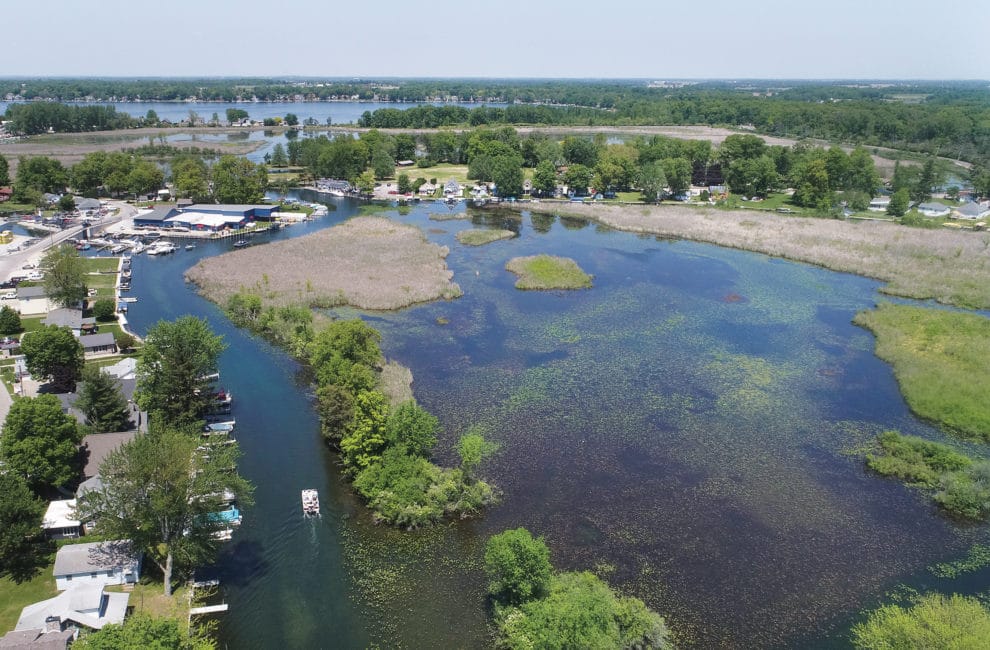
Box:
854, 303, 990, 442
456, 228, 515, 246
505, 255, 592, 290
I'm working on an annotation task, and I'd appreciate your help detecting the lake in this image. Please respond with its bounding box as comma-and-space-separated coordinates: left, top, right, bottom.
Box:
118, 195, 989, 648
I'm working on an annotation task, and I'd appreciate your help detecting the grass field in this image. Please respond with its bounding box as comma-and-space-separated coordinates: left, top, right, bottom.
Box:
505, 255, 593, 290
0, 564, 58, 633
854, 303, 990, 441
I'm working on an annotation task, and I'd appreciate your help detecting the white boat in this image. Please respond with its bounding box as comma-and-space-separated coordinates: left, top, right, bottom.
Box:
302, 489, 320, 516
328, 189, 346, 197
119, 296, 138, 303
185, 244, 196, 250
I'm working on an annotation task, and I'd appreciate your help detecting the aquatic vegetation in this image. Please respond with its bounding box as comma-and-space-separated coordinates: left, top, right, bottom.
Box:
854, 303, 990, 441
505, 255, 593, 290
929, 544, 990, 579
456, 228, 515, 246
851, 593, 990, 649
187, 217, 462, 311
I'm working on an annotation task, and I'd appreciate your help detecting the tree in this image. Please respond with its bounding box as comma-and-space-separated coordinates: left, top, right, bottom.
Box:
637, 162, 667, 203
340, 390, 390, 470
887, 188, 910, 217
136, 316, 226, 424
270, 143, 288, 168
562, 137, 599, 167
12, 156, 67, 201
662, 157, 693, 196
73, 612, 215, 650
115, 331, 136, 352
725, 156, 778, 197
912, 157, 940, 203
127, 160, 164, 197
74, 365, 131, 433
92, 298, 117, 322
225, 108, 248, 124
397, 173, 413, 194
58, 194, 76, 212
0, 472, 46, 579
718, 134, 767, 165
384, 401, 439, 457
492, 155, 525, 198
41, 244, 87, 308
852, 593, 990, 649
485, 528, 553, 606
316, 383, 355, 447
77, 425, 253, 596
356, 170, 376, 195
211, 155, 267, 204
0, 153, 9, 186
532, 160, 557, 197
792, 158, 833, 211
372, 147, 395, 180
847, 147, 880, 195
284, 113, 299, 127
144, 109, 159, 126
563, 164, 593, 196
20, 325, 84, 392
0, 305, 22, 335
0, 394, 80, 492
457, 429, 497, 482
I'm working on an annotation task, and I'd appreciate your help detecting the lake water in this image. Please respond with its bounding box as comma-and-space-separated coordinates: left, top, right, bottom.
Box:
0, 100, 507, 126
117, 196, 989, 648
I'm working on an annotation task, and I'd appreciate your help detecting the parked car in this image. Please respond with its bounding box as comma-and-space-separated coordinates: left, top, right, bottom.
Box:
1, 291, 17, 300
26, 271, 43, 281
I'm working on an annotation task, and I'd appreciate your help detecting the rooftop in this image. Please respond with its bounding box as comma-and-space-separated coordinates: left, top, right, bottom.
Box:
0, 628, 73, 649
41, 500, 79, 531
53, 540, 137, 577
16, 585, 129, 632
81, 432, 137, 478
79, 332, 116, 350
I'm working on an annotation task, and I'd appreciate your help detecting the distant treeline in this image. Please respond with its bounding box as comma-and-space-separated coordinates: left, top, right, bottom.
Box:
3, 102, 139, 134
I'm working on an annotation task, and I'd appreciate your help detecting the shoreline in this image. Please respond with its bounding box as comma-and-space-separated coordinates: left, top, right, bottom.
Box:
500, 201, 990, 310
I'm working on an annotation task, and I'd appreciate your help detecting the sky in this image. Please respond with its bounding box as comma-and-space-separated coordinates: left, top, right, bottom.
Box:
5, 0, 988, 79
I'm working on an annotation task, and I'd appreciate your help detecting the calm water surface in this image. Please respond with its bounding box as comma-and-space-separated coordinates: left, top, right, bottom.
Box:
120, 196, 988, 648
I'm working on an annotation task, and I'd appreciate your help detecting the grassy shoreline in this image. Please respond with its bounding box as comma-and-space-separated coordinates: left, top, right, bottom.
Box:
506, 202, 990, 310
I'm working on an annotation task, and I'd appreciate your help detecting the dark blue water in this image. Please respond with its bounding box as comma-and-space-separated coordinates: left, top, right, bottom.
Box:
117, 197, 989, 649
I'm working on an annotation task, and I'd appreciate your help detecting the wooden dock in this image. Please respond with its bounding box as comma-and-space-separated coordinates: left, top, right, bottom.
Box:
189, 604, 229, 615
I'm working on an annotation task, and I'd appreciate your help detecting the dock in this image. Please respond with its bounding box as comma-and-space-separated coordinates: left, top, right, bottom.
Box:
189, 604, 229, 615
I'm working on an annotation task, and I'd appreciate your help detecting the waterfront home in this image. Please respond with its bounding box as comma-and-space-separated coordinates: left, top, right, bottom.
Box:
868, 196, 891, 212
15, 286, 54, 316
954, 201, 990, 220
917, 202, 951, 218
79, 333, 118, 357
53, 540, 141, 590
41, 309, 96, 336
418, 181, 437, 197
444, 179, 462, 197
15, 584, 129, 633
0, 187, 12, 203
79, 431, 139, 480
41, 500, 81, 540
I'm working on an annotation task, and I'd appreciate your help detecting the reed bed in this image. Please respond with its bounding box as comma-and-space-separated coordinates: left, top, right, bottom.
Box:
455, 229, 515, 246
186, 216, 462, 311
519, 203, 990, 309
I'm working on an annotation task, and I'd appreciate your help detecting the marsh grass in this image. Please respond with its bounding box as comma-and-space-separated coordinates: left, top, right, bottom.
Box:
505, 255, 593, 290
854, 304, 990, 441
186, 216, 462, 311
517, 202, 990, 309
456, 229, 515, 246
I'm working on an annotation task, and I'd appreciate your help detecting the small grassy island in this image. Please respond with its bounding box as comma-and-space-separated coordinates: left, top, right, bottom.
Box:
455, 228, 515, 246
854, 303, 990, 441
505, 255, 592, 290
186, 216, 462, 311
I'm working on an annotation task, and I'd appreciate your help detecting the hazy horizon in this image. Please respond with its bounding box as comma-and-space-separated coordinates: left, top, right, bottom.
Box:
8, 0, 988, 80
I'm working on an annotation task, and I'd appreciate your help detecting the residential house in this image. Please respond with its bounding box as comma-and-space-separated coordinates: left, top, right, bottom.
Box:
74, 198, 100, 214
954, 201, 990, 221
80, 431, 139, 480
41, 500, 81, 540
15, 287, 54, 316
79, 333, 117, 357
0, 187, 12, 203
41, 309, 96, 336
0, 624, 73, 648
917, 202, 951, 218
868, 197, 891, 212
443, 179, 461, 198
522, 179, 533, 195
53, 540, 141, 591
418, 182, 437, 197
15, 584, 129, 633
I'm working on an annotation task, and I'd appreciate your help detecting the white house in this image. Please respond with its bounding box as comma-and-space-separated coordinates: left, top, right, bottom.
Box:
917, 202, 951, 218
443, 179, 461, 197
15, 583, 129, 633
868, 197, 891, 212
53, 540, 141, 591
41, 500, 81, 540
954, 201, 990, 221
15, 286, 54, 316
418, 182, 437, 197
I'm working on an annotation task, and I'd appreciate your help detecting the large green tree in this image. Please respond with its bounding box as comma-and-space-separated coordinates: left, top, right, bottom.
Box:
0, 394, 81, 492
852, 593, 990, 649
887, 188, 910, 217
531, 160, 558, 197
211, 155, 267, 203
270, 143, 288, 168
171, 156, 210, 202
12, 156, 67, 201
20, 325, 84, 392
485, 528, 553, 606
340, 390, 390, 470
135, 316, 226, 424
0, 472, 46, 578
77, 425, 253, 596
384, 400, 438, 457
637, 162, 667, 203
0, 153, 9, 186
41, 243, 87, 308
74, 365, 131, 433
492, 155, 525, 198
0, 305, 22, 335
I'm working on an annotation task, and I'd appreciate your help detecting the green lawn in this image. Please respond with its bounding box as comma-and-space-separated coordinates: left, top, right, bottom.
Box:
82, 258, 120, 274
0, 563, 58, 633
19, 316, 45, 334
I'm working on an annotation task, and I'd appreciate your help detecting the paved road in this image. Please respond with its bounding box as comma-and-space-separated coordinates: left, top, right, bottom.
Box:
0, 201, 136, 281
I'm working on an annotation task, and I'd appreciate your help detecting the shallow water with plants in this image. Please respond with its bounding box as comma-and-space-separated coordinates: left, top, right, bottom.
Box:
124, 196, 988, 648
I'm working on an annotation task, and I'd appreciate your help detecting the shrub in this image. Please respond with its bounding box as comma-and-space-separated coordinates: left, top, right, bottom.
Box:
866, 430, 971, 487
935, 462, 990, 520
484, 528, 553, 606
852, 593, 990, 649
92, 298, 117, 322
0, 305, 22, 335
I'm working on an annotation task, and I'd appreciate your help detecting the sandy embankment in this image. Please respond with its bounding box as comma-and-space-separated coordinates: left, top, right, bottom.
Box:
185, 216, 462, 311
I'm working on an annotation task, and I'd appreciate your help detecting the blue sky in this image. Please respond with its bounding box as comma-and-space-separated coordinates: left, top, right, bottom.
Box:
7, 0, 988, 79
